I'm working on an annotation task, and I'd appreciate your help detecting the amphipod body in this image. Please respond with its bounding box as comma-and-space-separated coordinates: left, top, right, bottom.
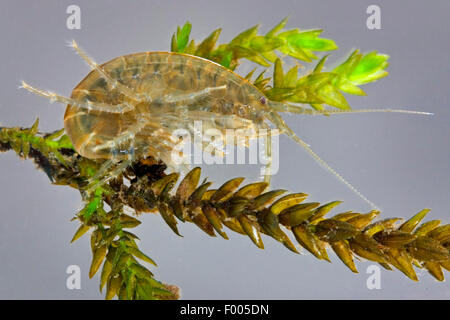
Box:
65, 51, 269, 163
22, 41, 429, 209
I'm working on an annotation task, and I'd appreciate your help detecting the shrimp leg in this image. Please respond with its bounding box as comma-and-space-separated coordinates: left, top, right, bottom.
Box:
85, 116, 152, 192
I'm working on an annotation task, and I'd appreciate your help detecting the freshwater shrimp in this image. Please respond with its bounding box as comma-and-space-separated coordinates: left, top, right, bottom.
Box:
21, 40, 430, 209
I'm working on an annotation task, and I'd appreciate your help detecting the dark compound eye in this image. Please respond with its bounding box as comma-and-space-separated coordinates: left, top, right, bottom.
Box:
259, 97, 266, 105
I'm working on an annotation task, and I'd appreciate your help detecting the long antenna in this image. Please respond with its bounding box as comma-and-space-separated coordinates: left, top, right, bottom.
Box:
269, 101, 433, 116
266, 100, 433, 210
308, 108, 433, 116
267, 110, 383, 210
20, 81, 134, 114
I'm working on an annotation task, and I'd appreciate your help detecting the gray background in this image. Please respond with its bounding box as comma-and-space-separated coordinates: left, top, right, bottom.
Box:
0, 0, 448, 299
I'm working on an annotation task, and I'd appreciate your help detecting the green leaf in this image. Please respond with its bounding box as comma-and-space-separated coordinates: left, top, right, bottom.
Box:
30, 118, 39, 134
266, 17, 289, 37
270, 193, 308, 215
294, 37, 337, 51
251, 189, 287, 211
308, 103, 323, 111
313, 54, 329, 73
414, 220, 441, 236
184, 39, 196, 55
349, 51, 389, 84
211, 177, 245, 202
170, 34, 177, 52
106, 275, 122, 300
129, 262, 154, 280
334, 50, 362, 76
254, 69, 267, 83
317, 84, 351, 110
128, 247, 157, 267
314, 219, 359, 242
339, 81, 366, 95
176, 22, 192, 53
351, 51, 388, 76
231, 45, 270, 66
238, 214, 264, 249
82, 197, 101, 220
235, 182, 268, 199
176, 167, 201, 201
125, 271, 136, 300
287, 32, 337, 51
244, 68, 257, 80
331, 241, 358, 273
257, 209, 298, 253
273, 58, 284, 88
278, 202, 320, 227
100, 258, 113, 292
151, 172, 179, 196
260, 51, 279, 63
119, 214, 141, 228
277, 29, 300, 39
202, 205, 228, 239
265, 87, 296, 101
249, 36, 284, 52
89, 245, 107, 278
245, 54, 271, 67
195, 28, 221, 57
44, 128, 65, 140
220, 51, 233, 68
71, 224, 90, 243
158, 202, 181, 236
279, 44, 311, 62
56, 134, 74, 149
292, 224, 324, 259
297, 29, 324, 38
284, 65, 299, 87
230, 24, 259, 46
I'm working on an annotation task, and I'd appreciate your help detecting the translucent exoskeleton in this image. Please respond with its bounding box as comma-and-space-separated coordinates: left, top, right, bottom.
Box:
21, 40, 431, 209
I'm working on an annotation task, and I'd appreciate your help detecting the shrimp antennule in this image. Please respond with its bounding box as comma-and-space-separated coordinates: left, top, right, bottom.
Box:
20, 81, 134, 113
